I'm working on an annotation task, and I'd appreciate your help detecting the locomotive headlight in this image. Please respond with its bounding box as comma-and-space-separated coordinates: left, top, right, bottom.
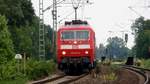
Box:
62, 51, 66, 55
85, 51, 88, 54
74, 41, 77, 44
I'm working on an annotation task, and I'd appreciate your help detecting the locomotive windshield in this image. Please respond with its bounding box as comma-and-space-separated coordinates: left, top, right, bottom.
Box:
61, 30, 89, 40
61, 31, 74, 39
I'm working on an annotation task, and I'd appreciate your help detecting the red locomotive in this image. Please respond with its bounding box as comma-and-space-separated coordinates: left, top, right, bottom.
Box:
57, 20, 96, 73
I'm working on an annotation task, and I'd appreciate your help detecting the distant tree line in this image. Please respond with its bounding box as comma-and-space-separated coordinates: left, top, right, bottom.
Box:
96, 16, 150, 59
96, 36, 129, 60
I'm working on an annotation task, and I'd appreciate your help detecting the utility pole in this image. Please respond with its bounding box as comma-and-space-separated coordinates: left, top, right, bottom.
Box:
51, 0, 57, 56
53, 0, 57, 31
38, 0, 58, 60
39, 0, 45, 60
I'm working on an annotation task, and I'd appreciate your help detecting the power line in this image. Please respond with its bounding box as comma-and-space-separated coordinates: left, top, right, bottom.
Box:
128, 0, 150, 18
43, 0, 65, 12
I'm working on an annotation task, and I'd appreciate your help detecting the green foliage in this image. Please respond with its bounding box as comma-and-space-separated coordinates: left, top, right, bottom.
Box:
0, 0, 39, 58
96, 44, 106, 59
45, 25, 55, 60
140, 59, 150, 69
0, 59, 25, 80
96, 37, 129, 60
0, 0, 55, 59
0, 59, 56, 82
12, 26, 32, 55
0, 0, 35, 26
136, 30, 150, 58
99, 64, 118, 82
0, 0, 56, 83
131, 17, 150, 58
26, 59, 56, 80
100, 72, 117, 81
131, 17, 145, 36
0, 15, 14, 64
0, 77, 27, 84
106, 37, 129, 59
110, 64, 120, 71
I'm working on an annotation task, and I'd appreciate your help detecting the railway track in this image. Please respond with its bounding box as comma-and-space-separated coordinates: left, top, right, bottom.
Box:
31, 74, 66, 84
31, 73, 88, 84
122, 65, 150, 84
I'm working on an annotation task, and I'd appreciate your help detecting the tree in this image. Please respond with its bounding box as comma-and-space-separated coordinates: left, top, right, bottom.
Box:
45, 25, 55, 60
131, 17, 150, 58
0, 15, 14, 64
14, 26, 32, 55
106, 37, 128, 59
0, 0, 40, 58
96, 44, 106, 59
136, 30, 150, 58
0, 0, 35, 26
131, 17, 145, 37
0, 0, 55, 59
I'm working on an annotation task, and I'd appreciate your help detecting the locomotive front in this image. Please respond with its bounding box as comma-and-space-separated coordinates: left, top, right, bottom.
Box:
57, 20, 96, 72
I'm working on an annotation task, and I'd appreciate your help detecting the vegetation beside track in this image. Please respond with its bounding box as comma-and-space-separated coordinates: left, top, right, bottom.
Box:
95, 62, 119, 83
0, 1, 57, 84
139, 59, 150, 69
0, 59, 56, 84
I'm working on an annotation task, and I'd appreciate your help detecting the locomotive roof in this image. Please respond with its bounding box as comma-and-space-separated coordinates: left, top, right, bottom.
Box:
58, 25, 94, 33
60, 20, 90, 28
65, 20, 88, 25
60, 25, 91, 29
58, 20, 94, 33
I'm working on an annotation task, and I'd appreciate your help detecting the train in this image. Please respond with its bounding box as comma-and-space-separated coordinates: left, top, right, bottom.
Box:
57, 20, 96, 73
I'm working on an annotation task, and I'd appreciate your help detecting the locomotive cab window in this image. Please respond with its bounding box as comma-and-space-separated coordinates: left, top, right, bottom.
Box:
61, 31, 74, 39
61, 30, 89, 40
76, 31, 89, 39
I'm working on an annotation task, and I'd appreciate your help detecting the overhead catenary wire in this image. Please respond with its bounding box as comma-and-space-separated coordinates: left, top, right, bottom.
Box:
71, 0, 82, 20
58, 11, 75, 24
58, 0, 89, 24
43, 0, 66, 12
58, 5, 84, 24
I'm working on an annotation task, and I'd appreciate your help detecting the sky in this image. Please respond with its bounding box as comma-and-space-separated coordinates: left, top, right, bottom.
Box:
31, 0, 150, 49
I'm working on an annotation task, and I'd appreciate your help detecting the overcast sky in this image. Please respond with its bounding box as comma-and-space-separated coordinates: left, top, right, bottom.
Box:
31, 0, 150, 49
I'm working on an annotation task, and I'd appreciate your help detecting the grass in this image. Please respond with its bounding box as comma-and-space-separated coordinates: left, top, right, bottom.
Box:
100, 72, 117, 81
0, 59, 56, 84
0, 78, 27, 84
98, 62, 119, 82
140, 59, 150, 69
110, 64, 120, 70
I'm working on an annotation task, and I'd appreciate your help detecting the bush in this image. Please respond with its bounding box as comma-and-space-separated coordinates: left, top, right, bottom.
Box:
26, 59, 56, 80
140, 59, 150, 69
0, 59, 24, 80
0, 59, 27, 84
0, 77, 27, 84
0, 58, 56, 82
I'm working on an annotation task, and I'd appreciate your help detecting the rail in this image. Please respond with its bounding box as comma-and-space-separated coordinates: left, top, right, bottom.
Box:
32, 74, 66, 84
122, 65, 149, 84
31, 73, 88, 84
59, 73, 88, 84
